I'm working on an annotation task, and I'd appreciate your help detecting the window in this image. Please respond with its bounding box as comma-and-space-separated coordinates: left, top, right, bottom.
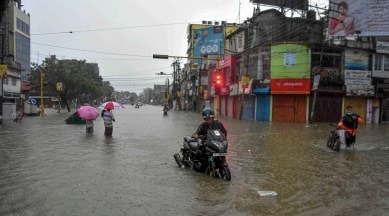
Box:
284, 52, 296, 66
17, 18, 21, 30
374, 54, 389, 71
12, 77, 17, 86
237, 35, 243, 49
225, 67, 230, 85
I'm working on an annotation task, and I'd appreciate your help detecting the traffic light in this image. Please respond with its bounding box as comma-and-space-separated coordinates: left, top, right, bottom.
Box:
213, 71, 223, 95
215, 73, 222, 86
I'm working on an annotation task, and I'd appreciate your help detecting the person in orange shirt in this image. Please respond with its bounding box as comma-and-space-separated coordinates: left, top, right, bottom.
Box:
337, 105, 363, 147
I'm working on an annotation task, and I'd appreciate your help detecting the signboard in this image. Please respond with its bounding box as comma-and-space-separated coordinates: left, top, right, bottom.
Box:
346, 85, 374, 96
377, 41, 389, 54
250, 0, 308, 10
56, 82, 63, 91
239, 79, 253, 95
0, 64, 7, 77
241, 76, 250, 87
345, 50, 369, 70
270, 78, 311, 94
344, 70, 371, 85
312, 75, 320, 90
218, 55, 234, 69
328, 0, 389, 37
193, 26, 224, 63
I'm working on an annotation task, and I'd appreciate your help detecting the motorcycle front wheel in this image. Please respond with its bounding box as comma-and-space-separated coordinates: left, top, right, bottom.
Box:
214, 165, 231, 181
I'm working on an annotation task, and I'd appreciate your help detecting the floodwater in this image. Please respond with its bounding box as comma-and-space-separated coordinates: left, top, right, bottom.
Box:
0, 105, 388, 216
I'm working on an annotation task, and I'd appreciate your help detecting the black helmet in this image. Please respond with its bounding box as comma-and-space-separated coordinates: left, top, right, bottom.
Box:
202, 108, 214, 119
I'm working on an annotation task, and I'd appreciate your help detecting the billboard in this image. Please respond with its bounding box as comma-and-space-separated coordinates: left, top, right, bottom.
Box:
344, 50, 373, 96
193, 26, 224, 62
328, 0, 389, 37
250, 0, 308, 11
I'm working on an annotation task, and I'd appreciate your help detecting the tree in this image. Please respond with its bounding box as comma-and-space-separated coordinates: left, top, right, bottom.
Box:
30, 56, 113, 112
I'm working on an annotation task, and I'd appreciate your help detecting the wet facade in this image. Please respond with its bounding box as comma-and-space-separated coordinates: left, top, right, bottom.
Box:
183, 8, 389, 124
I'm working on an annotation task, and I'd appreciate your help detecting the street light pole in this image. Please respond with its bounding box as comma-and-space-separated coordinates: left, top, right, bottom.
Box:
40, 70, 44, 116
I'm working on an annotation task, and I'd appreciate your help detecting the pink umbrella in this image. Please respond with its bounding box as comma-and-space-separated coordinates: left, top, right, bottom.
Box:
98, 101, 124, 110
77, 105, 99, 120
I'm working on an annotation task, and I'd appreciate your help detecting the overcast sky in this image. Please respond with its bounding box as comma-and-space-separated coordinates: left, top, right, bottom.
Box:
22, 0, 328, 94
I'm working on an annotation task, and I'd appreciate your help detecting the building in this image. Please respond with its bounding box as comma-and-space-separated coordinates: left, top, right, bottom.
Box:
1, 0, 29, 121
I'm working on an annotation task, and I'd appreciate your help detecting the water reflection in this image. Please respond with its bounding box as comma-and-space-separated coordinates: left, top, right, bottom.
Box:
0, 107, 388, 215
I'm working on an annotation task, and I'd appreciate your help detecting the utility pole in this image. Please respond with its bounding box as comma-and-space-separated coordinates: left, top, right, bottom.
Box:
239, 21, 254, 120
40, 70, 44, 116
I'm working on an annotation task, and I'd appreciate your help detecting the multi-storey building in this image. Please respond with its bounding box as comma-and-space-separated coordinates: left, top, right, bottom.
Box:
0, 0, 29, 121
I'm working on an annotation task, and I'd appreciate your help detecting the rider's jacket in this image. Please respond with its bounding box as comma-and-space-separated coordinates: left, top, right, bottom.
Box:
194, 120, 227, 138
337, 112, 363, 136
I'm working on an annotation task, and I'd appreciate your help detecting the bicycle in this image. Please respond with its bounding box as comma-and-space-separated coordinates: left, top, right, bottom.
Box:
326, 123, 343, 152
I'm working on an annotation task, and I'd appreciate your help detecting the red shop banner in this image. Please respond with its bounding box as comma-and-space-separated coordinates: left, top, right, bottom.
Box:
270, 78, 310, 94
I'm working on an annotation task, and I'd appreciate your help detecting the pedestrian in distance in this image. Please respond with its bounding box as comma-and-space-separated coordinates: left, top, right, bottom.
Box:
85, 120, 94, 133
102, 108, 115, 136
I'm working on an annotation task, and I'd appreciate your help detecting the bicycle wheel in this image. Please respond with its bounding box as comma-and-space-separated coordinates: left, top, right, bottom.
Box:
334, 138, 341, 152
327, 132, 334, 148
327, 135, 333, 148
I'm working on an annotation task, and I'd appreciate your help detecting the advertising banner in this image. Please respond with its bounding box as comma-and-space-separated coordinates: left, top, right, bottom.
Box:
345, 50, 369, 70
376, 41, 389, 54
218, 55, 234, 69
193, 26, 224, 63
328, 0, 389, 37
270, 78, 310, 94
346, 85, 374, 96
344, 70, 371, 85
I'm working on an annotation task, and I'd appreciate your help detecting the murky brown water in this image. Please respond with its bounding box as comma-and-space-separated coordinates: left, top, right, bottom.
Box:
1, 105, 388, 215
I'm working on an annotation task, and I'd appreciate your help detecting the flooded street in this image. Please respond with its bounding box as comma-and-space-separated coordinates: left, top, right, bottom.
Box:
1, 105, 388, 215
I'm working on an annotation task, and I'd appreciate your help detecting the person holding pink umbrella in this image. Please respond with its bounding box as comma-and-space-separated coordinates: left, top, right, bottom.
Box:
102, 108, 115, 136
77, 103, 99, 133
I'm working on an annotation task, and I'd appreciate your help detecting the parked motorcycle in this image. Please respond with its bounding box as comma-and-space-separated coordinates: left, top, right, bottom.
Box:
173, 129, 231, 181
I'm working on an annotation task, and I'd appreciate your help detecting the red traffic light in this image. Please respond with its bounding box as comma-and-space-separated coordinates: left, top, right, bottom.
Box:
216, 74, 221, 85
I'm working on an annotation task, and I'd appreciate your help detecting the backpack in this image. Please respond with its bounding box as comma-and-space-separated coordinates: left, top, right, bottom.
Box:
342, 114, 358, 129
101, 110, 106, 118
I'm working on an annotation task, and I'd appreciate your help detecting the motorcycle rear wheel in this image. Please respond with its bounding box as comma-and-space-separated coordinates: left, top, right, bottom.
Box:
173, 153, 184, 168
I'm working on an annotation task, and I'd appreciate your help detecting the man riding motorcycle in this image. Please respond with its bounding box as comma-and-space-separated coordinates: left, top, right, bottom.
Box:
192, 108, 227, 139
337, 105, 363, 147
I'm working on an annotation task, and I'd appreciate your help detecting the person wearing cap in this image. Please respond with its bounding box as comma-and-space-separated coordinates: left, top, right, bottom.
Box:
192, 107, 227, 139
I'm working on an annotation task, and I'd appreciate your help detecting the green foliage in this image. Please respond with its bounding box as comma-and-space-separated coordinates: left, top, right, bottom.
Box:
29, 57, 114, 104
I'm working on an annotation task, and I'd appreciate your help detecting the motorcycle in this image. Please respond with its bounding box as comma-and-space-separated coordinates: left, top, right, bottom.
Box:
163, 106, 169, 115
173, 129, 231, 181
